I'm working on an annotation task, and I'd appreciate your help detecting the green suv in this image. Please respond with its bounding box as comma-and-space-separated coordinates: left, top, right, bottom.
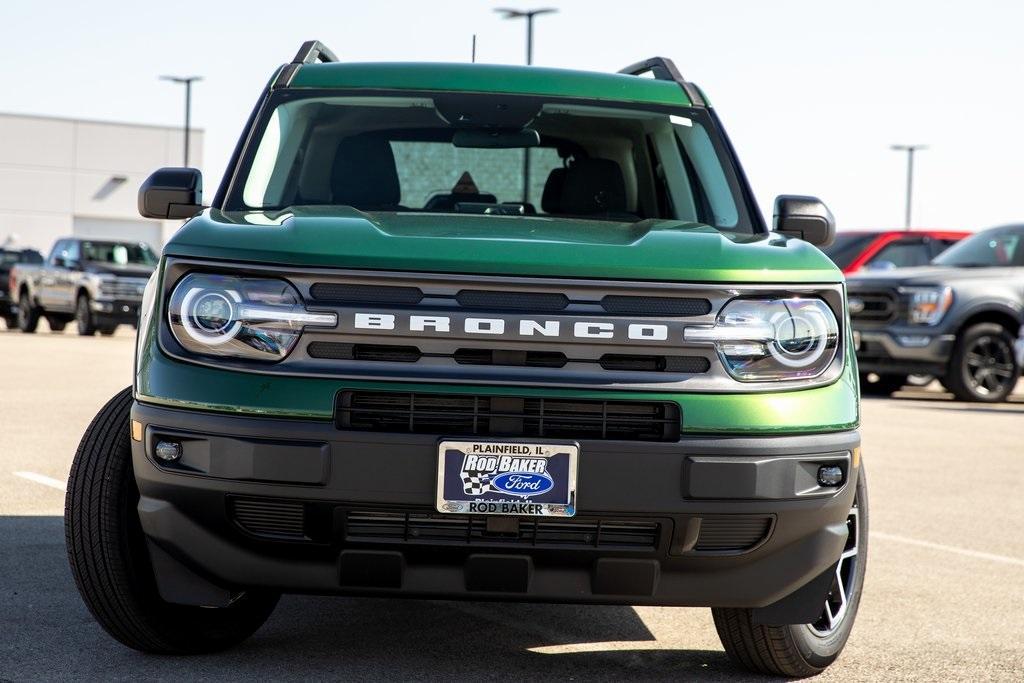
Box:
65, 41, 866, 678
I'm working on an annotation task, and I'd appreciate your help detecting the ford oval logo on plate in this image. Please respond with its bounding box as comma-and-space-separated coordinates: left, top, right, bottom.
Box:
490, 472, 555, 498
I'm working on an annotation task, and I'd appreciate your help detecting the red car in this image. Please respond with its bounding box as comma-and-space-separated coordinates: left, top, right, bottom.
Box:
823, 230, 969, 274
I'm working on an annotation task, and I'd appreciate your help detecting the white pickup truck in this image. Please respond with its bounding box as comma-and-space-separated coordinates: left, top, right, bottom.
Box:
9, 237, 156, 335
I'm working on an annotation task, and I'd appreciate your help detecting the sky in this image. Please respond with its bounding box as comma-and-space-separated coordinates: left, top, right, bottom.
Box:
3, 0, 1023, 232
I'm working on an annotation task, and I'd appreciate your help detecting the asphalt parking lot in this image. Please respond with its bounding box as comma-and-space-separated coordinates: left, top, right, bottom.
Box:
1, 327, 1023, 681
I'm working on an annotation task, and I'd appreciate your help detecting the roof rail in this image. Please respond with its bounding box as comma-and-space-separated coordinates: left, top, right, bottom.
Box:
291, 40, 338, 65
273, 40, 338, 89
618, 57, 706, 107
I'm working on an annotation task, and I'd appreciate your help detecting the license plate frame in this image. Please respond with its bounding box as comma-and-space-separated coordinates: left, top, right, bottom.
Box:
435, 439, 579, 517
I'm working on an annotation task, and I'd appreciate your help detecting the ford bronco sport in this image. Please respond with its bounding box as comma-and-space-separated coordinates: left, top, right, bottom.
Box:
65, 41, 866, 678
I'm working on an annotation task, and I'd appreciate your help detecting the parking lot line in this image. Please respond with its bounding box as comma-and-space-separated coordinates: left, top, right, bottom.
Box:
13, 471, 67, 492
872, 531, 1024, 568
528, 642, 665, 654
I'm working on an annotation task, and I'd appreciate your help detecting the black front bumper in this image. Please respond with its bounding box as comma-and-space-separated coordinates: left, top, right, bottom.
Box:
130, 401, 859, 617
91, 298, 141, 325
854, 326, 956, 376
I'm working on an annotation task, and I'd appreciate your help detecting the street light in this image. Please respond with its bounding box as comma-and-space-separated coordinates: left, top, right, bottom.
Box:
891, 144, 928, 230
160, 75, 203, 167
495, 7, 557, 202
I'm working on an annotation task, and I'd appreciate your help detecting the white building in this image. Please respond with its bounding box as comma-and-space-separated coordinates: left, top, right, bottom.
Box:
0, 112, 203, 255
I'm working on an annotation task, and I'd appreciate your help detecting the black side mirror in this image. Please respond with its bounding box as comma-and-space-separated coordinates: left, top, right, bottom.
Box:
773, 195, 836, 247
139, 167, 204, 220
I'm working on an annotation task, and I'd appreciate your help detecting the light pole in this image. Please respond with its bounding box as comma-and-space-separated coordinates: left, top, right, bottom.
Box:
160, 75, 202, 167
495, 7, 557, 202
891, 144, 927, 230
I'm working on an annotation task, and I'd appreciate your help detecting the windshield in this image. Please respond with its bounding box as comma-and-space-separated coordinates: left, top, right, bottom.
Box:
932, 227, 1024, 267
81, 241, 157, 266
821, 233, 878, 269
228, 92, 756, 232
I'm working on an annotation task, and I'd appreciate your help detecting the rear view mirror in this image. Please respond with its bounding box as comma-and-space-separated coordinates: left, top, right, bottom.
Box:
452, 128, 540, 149
773, 195, 836, 247
139, 167, 204, 220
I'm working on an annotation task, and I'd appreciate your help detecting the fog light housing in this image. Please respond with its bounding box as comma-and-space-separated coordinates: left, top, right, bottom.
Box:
155, 441, 182, 462
817, 465, 844, 487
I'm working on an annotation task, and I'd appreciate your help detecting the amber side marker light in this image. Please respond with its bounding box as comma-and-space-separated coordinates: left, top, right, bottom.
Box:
130, 420, 143, 442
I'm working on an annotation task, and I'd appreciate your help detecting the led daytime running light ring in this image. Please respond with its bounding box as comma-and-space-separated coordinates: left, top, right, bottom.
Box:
767, 309, 829, 368
180, 286, 243, 346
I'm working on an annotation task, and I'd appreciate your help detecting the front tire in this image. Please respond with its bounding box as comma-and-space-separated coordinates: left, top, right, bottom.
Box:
17, 291, 39, 333
76, 293, 96, 336
945, 322, 1019, 402
2, 314, 17, 330
65, 387, 279, 654
712, 467, 868, 678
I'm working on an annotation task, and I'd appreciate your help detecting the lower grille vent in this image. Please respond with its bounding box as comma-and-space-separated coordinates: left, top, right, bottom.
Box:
599, 354, 710, 373
232, 498, 307, 540
336, 391, 681, 442
695, 516, 772, 552
308, 342, 422, 363
345, 510, 660, 550
454, 348, 567, 368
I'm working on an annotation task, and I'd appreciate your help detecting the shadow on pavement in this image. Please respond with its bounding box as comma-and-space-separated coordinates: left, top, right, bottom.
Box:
1, 516, 754, 682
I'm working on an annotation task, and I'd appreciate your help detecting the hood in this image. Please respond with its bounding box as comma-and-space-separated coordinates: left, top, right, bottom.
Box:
847, 264, 1020, 288
164, 208, 841, 284
83, 262, 155, 279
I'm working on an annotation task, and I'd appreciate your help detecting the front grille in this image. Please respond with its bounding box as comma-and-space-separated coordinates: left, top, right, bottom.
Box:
336, 391, 681, 441
849, 291, 898, 322
98, 279, 148, 299
231, 498, 307, 540
694, 515, 772, 552
456, 289, 569, 312
345, 510, 660, 550
454, 348, 568, 368
307, 344, 709, 375
598, 354, 711, 373
308, 342, 422, 362
601, 295, 711, 317
309, 282, 423, 305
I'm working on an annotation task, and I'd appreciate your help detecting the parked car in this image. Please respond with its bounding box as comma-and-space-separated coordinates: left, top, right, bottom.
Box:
1, 247, 44, 329
10, 237, 157, 335
822, 229, 968, 275
64, 43, 867, 678
848, 224, 1024, 401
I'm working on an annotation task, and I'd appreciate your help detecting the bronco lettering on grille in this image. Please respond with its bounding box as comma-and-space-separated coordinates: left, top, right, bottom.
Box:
350, 312, 676, 343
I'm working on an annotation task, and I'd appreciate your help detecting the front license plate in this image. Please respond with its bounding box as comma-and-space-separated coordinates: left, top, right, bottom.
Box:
436, 440, 578, 517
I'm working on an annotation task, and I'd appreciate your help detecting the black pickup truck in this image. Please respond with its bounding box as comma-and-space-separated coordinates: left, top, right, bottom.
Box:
1, 247, 44, 329
848, 224, 1024, 402
9, 237, 157, 335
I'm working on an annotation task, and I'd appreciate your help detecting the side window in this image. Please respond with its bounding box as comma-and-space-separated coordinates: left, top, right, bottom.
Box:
930, 238, 960, 259
870, 238, 930, 268
65, 240, 81, 263
48, 240, 67, 265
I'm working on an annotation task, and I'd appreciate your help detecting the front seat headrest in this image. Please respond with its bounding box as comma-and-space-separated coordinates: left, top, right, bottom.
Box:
558, 158, 627, 215
331, 136, 401, 210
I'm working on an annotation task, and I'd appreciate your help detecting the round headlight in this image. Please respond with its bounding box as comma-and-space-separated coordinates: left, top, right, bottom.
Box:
179, 286, 243, 346
167, 273, 336, 361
